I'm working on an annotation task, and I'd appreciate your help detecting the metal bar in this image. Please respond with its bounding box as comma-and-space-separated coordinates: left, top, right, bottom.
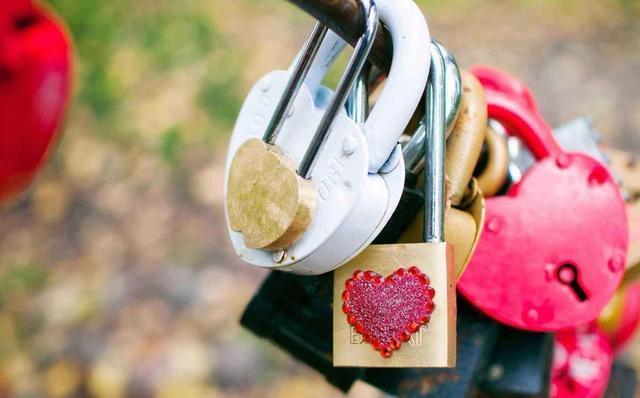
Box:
424, 44, 446, 243
298, 0, 378, 178
263, 22, 329, 144
286, 0, 392, 73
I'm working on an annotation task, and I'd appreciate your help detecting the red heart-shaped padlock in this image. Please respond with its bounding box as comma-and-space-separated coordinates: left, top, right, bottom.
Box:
551, 325, 613, 398
0, 0, 72, 203
457, 69, 628, 331
341, 267, 436, 358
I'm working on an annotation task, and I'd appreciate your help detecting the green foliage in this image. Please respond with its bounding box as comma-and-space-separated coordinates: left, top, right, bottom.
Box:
198, 72, 242, 129
0, 264, 48, 301
48, 0, 123, 119
139, 13, 215, 70
158, 126, 185, 166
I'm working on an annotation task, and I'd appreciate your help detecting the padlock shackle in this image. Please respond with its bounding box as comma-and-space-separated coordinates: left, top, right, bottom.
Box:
297, 0, 378, 178
403, 40, 461, 175
300, 0, 431, 174
424, 44, 447, 243
345, 65, 369, 124
483, 89, 563, 159
470, 66, 539, 114
262, 23, 329, 145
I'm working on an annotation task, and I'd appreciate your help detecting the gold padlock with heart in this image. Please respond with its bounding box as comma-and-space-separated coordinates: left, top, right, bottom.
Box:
333, 44, 456, 368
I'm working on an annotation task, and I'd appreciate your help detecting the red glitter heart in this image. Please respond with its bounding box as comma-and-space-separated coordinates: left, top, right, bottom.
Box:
341, 266, 435, 358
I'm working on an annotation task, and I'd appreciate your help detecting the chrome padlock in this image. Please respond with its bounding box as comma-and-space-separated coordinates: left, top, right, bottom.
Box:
224, 0, 431, 274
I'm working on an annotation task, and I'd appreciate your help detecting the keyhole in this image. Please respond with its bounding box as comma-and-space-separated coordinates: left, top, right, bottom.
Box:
556, 263, 589, 302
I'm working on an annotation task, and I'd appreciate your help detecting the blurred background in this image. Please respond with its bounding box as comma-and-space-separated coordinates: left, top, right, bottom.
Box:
1, 0, 640, 397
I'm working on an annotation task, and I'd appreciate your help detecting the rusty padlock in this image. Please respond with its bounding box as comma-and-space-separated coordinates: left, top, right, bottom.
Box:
0, 0, 72, 204
551, 325, 614, 398
397, 68, 487, 279
458, 67, 628, 331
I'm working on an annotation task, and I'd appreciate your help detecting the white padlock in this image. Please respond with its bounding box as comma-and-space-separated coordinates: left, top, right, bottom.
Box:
224, 0, 430, 274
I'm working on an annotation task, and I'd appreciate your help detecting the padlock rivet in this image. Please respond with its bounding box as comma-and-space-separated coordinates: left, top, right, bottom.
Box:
608, 254, 624, 272
523, 308, 540, 323
259, 76, 272, 92
556, 153, 571, 169
342, 135, 358, 156
486, 218, 501, 233
272, 250, 287, 263
544, 263, 555, 282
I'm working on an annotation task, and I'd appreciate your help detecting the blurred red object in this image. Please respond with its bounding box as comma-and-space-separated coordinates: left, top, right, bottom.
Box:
551, 325, 613, 398
0, 0, 71, 204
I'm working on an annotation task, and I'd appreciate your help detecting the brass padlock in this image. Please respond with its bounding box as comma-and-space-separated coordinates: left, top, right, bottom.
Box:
475, 127, 510, 197
398, 69, 487, 280
333, 43, 455, 367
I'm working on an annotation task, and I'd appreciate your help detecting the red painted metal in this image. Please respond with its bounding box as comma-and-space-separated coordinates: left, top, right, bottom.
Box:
470, 65, 539, 114
551, 325, 613, 398
0, 0, 72, 204
457, 69, 628, 331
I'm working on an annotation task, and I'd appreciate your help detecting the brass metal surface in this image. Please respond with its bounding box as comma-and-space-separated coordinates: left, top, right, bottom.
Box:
226, 138, 316, 250
445, 71, 488, 207
476, 127, 510, 197
398, 179, 485, 281
333, 243, 456, 367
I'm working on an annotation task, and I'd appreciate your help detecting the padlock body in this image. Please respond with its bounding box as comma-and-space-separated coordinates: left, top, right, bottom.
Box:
225, 71, 403, 274
459, 152, 628, 331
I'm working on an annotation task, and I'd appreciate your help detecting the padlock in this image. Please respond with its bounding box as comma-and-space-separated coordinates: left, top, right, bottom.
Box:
475, 127, 510, 197
457, 67, 628, 331
0, 0, 72, 204
394, 68, 487, 280
597, 282, 640, 353
225, 0, 431, 275
332, 42, 455, 367
550, 325, 613, 398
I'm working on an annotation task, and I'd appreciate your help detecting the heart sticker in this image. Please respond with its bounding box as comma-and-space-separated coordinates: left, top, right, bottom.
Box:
341, 266, 436, 358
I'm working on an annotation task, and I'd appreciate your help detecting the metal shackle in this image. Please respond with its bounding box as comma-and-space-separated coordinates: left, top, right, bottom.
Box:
261, 0, 379, 179
423, 43, 447, 243
403, 40, 461, 176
